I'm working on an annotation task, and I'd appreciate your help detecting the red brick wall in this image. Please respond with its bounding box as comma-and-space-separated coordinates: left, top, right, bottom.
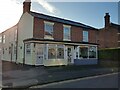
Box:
53, 22, 63, 40
33, 17, 97, 44
98, 27, 118, 49
71, 26, 82, 42
33, 17, 44, 38
89, 30, 97, 43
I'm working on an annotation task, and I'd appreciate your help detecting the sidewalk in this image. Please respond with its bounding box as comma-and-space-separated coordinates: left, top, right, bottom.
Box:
1, 60, 118, 88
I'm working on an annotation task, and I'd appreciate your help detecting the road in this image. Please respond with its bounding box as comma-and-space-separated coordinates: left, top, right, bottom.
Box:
31, 72, 119, 88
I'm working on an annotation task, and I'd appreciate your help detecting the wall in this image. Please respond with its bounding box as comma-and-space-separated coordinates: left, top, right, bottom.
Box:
17, 12, 33, 64
33, 19, 97, 44
0, 25, 17, 62
98, 27, 118, 49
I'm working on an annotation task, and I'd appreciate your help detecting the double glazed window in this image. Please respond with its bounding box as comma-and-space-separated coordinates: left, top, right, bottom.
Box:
83, 31, 88, 42
63, 25, 71, 40
44, 21, 54, 39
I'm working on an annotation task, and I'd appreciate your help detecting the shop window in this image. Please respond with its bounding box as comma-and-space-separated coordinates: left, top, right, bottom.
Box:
79, 46, 88, 58
89, 46, 96, 58
57, 45, 64, 59
48, 44, 56, 59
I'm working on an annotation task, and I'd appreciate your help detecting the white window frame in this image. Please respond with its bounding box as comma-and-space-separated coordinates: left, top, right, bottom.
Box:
83, 31, 88, 42
63, 25, 71, 41
44, 21, 54, 40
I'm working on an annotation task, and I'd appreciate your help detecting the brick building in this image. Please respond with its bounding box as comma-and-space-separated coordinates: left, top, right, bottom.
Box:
98, 13, 120, 49
0, 0, 98, 66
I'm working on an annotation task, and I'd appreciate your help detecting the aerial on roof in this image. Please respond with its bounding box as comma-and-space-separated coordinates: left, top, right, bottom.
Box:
30, 11, 97, 30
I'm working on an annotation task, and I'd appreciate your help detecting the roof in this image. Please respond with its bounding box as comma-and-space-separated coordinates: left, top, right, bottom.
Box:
111, 23, 120, 32
30, 11, 97, 30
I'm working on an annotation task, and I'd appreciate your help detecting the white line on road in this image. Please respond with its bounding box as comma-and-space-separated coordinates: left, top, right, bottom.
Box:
30, 72, 119, 88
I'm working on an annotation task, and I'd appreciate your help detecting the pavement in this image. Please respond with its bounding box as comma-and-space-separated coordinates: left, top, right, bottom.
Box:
0, 60, 119, 88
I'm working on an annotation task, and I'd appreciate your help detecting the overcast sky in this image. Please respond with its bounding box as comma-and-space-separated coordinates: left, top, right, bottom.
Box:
0, 0, 119, 33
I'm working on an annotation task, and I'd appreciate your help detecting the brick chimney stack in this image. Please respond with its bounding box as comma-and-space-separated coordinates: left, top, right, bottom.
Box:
104, 13, 110, 28
23, 0, 31, 13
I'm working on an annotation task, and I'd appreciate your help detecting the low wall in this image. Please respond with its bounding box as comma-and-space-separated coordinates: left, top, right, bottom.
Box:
74, 59, 98, 65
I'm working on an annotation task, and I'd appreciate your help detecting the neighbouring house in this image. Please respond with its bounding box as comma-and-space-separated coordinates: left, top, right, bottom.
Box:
98, 13, 120, 49
0, 0, 98, 66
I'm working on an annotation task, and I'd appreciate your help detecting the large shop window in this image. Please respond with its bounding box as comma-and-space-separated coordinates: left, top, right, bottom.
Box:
48, 44, 64, 59
79, 46, 88, 58
89, 46, 96, 58
44, 21, 54, 39
48, 44, 56, 59
63, 25, 71, 40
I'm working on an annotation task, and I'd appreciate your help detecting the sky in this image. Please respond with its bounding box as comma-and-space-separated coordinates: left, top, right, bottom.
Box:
0, 0, 119, 33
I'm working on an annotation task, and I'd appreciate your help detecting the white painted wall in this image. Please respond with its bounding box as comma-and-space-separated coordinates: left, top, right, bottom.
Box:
17, 12, 33, 64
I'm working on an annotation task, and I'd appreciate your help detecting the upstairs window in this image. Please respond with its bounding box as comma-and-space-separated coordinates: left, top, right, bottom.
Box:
83, 31, 88, 42
63, 25, 71, 41
44, 21, 54, 39
3, 35, 5, 44
0, 35, 2, 43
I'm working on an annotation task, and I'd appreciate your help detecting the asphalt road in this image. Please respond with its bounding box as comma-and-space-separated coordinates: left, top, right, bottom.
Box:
31, 72, 119, 88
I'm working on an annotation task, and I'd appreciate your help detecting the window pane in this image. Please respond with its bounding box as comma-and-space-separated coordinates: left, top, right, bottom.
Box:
89, 46, 96, 58
57, 45, 64, 59
64, 26, 70, 40
48, 44, 56, 59
79, 46, 88, 58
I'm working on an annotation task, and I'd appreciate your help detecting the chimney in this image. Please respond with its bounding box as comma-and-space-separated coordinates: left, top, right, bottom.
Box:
23, 0, 31, 13
104, 13, 110, 28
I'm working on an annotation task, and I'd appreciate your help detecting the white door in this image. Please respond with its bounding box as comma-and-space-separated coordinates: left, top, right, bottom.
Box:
36, 44, 44, 65
67, 46, 74, 64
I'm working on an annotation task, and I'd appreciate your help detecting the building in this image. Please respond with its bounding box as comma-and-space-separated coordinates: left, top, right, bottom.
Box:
98, 13, 120, 49
0, 0, 98, 66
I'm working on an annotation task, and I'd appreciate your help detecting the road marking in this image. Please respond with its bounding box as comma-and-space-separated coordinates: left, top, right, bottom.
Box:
30, 72, 119, 88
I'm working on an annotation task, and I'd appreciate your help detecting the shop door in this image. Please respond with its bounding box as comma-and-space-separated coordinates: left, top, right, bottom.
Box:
36, 44, 44, 65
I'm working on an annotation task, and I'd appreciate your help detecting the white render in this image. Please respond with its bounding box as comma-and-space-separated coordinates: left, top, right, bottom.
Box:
17, 12, 34, 64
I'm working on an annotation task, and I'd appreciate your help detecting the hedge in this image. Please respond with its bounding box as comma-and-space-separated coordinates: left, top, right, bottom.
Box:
98, 48, 120, 61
